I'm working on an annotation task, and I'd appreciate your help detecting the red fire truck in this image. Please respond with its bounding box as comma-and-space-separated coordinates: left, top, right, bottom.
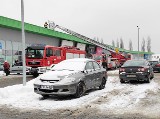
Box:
92, 53, 119, 70
110, 51, 132, 66
25, 45, 86, 77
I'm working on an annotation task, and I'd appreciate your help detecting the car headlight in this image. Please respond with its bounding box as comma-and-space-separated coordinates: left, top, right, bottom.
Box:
59, 78, 76, 84
40, 68, 47, 72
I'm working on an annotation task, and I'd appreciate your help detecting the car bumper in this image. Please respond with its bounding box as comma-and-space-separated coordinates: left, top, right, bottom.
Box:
34, 83, 78, 96
119, 72, 149, 82
153, 67, 160, 72
10, 70, 31, 74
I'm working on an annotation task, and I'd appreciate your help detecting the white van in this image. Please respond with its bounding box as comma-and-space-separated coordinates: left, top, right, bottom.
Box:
151, 54, 160, 61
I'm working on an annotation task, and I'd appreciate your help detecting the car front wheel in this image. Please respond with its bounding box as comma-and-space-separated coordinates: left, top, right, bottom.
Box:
74, 82, 85, 98
120, 79, 125, 83
99, 78, 106, 90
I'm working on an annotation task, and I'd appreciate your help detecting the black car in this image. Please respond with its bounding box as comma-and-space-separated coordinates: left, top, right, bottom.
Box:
119, 59, 154, 83
148, 60, 160, 72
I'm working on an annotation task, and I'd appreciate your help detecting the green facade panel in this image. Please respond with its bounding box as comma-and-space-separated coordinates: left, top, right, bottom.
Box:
0, 16, 89, 44
0, 16, 153, 55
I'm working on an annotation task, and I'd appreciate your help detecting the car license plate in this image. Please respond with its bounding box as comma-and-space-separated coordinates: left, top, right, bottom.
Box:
127, 75, 136, 77
40, 85, 53, 90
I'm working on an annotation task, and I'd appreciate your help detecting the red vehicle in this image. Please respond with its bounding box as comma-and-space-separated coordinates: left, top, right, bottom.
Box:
93, 53, 119, 70
92, 53, 111, 70
92, 52, 131, 70
25, 45, 86, 77
110, 51, 131, 66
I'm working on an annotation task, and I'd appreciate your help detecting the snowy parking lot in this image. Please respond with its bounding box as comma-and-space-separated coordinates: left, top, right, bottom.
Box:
0, 70, 160, 119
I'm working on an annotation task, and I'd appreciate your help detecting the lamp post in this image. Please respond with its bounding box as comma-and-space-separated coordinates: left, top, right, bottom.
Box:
21, 0, 26, 86
137, 26, 140, 59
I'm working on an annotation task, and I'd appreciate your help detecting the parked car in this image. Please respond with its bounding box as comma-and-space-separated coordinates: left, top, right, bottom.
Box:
119, 59, 154, 83
34, 58, 107, 98
148, 60, 160, 72
10, 62, 31, 74
0, 63, 3, 71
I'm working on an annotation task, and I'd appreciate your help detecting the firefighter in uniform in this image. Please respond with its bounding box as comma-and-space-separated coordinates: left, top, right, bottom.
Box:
44, 22, 48, 28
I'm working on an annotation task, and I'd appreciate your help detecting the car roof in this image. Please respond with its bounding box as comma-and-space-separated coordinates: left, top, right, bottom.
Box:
148, 60, 159, 62
128, 59, 147, 61
64, 58, 94, 62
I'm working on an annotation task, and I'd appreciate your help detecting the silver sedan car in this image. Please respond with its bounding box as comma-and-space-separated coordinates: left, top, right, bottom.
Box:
34, 58, 107, 98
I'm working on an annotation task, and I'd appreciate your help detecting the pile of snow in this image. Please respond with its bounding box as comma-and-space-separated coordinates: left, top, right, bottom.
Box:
107, 69, 119, 75
0, 76, 159, 112
0, 71, 5, 77
100, 80, 158, 109
0, 76, 123, 110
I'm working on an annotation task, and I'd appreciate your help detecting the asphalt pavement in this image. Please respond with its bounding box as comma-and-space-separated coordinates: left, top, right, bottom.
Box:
0, 74, 34, 88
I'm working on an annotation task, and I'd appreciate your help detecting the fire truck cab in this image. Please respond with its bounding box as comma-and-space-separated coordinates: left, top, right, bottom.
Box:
26, 45, 86, 77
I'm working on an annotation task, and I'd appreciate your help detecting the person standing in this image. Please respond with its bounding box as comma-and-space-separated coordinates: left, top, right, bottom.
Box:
3, 60, 10, 76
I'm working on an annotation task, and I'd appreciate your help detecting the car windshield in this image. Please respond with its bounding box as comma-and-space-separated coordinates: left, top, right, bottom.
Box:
123, 60, 146, 66
93, 56, 102, 60
26, 49, 44, 59
52, 61, 86, 71
14, 62, 22, 66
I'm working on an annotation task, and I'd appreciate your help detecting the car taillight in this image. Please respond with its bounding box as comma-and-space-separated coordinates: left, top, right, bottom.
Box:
156, 64, 160, 67
119, 68, 125, 72
138, 68, 146, 72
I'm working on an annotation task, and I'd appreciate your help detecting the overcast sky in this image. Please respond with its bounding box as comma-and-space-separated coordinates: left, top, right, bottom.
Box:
1, 0, 160, 53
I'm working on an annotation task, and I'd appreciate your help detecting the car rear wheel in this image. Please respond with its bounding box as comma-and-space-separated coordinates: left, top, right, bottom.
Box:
74, 82, 85, 98
99, 78, 106, 90
120, 79, 125, 83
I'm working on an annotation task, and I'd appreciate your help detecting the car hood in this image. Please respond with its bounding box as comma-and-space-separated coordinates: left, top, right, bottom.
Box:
39, 70, 79, 81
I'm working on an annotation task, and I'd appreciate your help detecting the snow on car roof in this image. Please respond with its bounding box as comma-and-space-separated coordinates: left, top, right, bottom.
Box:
62, 58, 94, 62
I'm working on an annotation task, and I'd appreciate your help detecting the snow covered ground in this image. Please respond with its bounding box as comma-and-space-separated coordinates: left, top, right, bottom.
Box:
0, 77, 158, 110
0, 71, 5, 77
0, 70, 160, 118
107, 69, 119, 75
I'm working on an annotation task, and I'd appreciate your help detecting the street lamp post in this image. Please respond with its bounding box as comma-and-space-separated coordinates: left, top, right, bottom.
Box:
137, 26, 140, 59
21, 0, 26, 86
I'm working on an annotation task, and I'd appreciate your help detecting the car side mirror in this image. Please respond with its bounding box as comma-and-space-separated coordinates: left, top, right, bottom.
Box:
82, 70, 88, 74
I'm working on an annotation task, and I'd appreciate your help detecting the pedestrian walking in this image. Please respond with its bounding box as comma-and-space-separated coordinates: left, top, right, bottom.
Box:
3, 60, 10, 76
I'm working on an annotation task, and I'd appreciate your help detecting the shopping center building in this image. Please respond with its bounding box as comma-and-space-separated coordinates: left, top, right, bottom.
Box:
0, 16, 92, 65
0, 16, 153, 65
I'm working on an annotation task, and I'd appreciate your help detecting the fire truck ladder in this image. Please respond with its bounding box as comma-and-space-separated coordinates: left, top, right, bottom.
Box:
54, 25, 115, 52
